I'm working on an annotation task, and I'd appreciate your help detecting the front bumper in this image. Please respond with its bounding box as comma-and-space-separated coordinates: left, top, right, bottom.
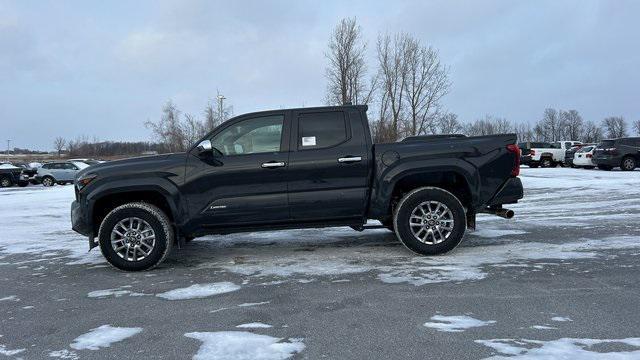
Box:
488, 177, 524, 206
71, 200, 92, 237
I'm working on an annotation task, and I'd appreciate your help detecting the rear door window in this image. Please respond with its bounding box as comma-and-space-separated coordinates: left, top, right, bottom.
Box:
298, 111, 348, 149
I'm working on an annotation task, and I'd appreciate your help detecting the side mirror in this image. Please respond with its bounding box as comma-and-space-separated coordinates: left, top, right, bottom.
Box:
196, 140, 213, 154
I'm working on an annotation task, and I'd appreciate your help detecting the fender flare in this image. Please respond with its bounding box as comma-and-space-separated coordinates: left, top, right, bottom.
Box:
369, 158, 478, 218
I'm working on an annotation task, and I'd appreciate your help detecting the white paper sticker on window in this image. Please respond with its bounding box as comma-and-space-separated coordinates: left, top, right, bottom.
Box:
302, 136, 316, 147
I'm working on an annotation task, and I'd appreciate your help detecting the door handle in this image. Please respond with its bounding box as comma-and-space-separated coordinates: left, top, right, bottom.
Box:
261, 161, 286, 168
338, 156, 362, 163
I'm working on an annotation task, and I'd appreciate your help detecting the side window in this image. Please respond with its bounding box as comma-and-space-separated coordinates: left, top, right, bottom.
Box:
211, 115, 284, 156
564, 142, 572, 149
298, 111, 347, 149
42, 164, 51, 169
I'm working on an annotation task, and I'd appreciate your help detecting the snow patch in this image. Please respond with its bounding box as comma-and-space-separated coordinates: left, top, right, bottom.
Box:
156, 282, 240, 300
470, 229, 528, 238
49, 349, 79, 359
530, 325, 557, 330
185, 331, 304, 360
0, 344, 25, 356
87, 287, 146, 298
236, 322, 273, 329
70, 325, 142, 350
476, 338, 640, 359
551, 316, 572, 322
423, 315, 495, 332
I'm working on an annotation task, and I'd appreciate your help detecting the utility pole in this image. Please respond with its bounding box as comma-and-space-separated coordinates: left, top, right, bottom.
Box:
217, 94, 226, 123
6, 139, 10, 160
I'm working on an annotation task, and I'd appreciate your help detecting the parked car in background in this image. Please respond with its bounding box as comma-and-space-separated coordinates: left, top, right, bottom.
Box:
0, 164, 29, 187
12, 162, 41, 184
573, 145, 596, 169
521, 141, 582, 167
37, 161, 89, 186
69, 158, 106, 166
593, 137, 640, 171
518, 142, 552, 167
564, 143, 593, 168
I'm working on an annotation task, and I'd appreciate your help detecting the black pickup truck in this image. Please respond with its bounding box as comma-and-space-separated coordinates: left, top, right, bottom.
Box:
71, 105, 523, 271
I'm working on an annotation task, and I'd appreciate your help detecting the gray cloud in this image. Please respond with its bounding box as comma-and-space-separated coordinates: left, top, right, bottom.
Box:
1, 0, 639, 150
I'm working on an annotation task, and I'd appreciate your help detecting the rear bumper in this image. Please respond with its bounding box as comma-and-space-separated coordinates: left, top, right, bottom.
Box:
593, 156, 619, 167
487, 177, 523, 206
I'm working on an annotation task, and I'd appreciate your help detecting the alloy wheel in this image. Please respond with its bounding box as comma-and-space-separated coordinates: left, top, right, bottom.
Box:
409, 201, 454, 245
110, 217, 156, 262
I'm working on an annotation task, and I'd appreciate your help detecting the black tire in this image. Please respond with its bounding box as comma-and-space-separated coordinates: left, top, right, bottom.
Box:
393, 187, 466, 256
541, 158, 554, 168
98, 202, 174, 271
621, 156, 636, 171
42, 176, 55, 187
0, 176, 12, 188
18, 181, 28, 187
598, 165, 612, 171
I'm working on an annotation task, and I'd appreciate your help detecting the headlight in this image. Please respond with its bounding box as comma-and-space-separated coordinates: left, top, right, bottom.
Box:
76, 174, 97, 191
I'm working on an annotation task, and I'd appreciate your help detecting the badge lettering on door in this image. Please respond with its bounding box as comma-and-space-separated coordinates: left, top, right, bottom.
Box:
302, 136, 316, 147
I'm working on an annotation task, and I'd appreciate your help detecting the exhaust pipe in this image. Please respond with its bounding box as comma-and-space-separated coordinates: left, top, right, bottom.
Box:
481, 207, 515, 219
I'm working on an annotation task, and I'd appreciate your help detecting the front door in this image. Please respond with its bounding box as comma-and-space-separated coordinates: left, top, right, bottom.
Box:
184, 112, 291, 227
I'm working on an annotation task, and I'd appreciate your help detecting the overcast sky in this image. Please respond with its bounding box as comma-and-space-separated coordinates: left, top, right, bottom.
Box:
1, 0, 639, 150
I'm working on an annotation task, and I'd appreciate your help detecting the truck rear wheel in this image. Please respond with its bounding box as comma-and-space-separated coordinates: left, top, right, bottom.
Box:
393, 187, 466, 256
98, 202, 174, 271
621, 156, 636, 171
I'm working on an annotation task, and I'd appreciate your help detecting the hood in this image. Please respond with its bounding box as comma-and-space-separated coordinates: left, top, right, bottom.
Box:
76, 153, 187, 180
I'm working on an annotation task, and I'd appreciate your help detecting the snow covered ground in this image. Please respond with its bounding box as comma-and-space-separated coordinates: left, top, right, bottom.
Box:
0, 167, 639, 359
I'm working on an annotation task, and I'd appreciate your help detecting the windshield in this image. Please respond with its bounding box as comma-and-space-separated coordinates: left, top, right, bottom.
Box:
577, 146, 594, 153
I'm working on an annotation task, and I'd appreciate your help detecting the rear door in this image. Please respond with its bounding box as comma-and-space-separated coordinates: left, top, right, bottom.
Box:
287, 108, 370, 221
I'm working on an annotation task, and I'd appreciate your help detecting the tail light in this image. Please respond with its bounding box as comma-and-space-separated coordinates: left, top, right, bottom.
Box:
506, 144, 520, 176
529, 149, 535, 156
586, 154, 593, 158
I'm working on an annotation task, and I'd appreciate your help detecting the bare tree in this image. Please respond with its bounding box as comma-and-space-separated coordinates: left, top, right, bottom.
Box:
513, 122, 534, 143
376, 33, 411, 140
145, 101, 186, 153
561, 110, 583, 140
601, 116, 628, 138
325, 18, 368, 105
53, 137, 66, 158
404, 37, 450, 136
182, 113, 207, 149
464, 115, 512, 136
534, 108, 562, 142
437, 113, 463, 134
632, 119, 640, 135
582, 120, 604, 143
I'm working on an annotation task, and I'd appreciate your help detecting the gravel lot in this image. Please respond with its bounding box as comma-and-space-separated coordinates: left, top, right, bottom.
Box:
1, 167, 640, 359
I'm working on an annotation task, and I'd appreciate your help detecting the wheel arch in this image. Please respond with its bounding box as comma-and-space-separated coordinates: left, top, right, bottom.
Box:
88, 183, 181, 236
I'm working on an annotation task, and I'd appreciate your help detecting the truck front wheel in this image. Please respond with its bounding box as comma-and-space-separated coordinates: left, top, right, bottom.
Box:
393, 187, 466, 256
98, 202, 174, 271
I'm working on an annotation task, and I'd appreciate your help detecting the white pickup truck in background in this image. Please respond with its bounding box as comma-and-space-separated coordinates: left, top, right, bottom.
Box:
520, 140, 583, 168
